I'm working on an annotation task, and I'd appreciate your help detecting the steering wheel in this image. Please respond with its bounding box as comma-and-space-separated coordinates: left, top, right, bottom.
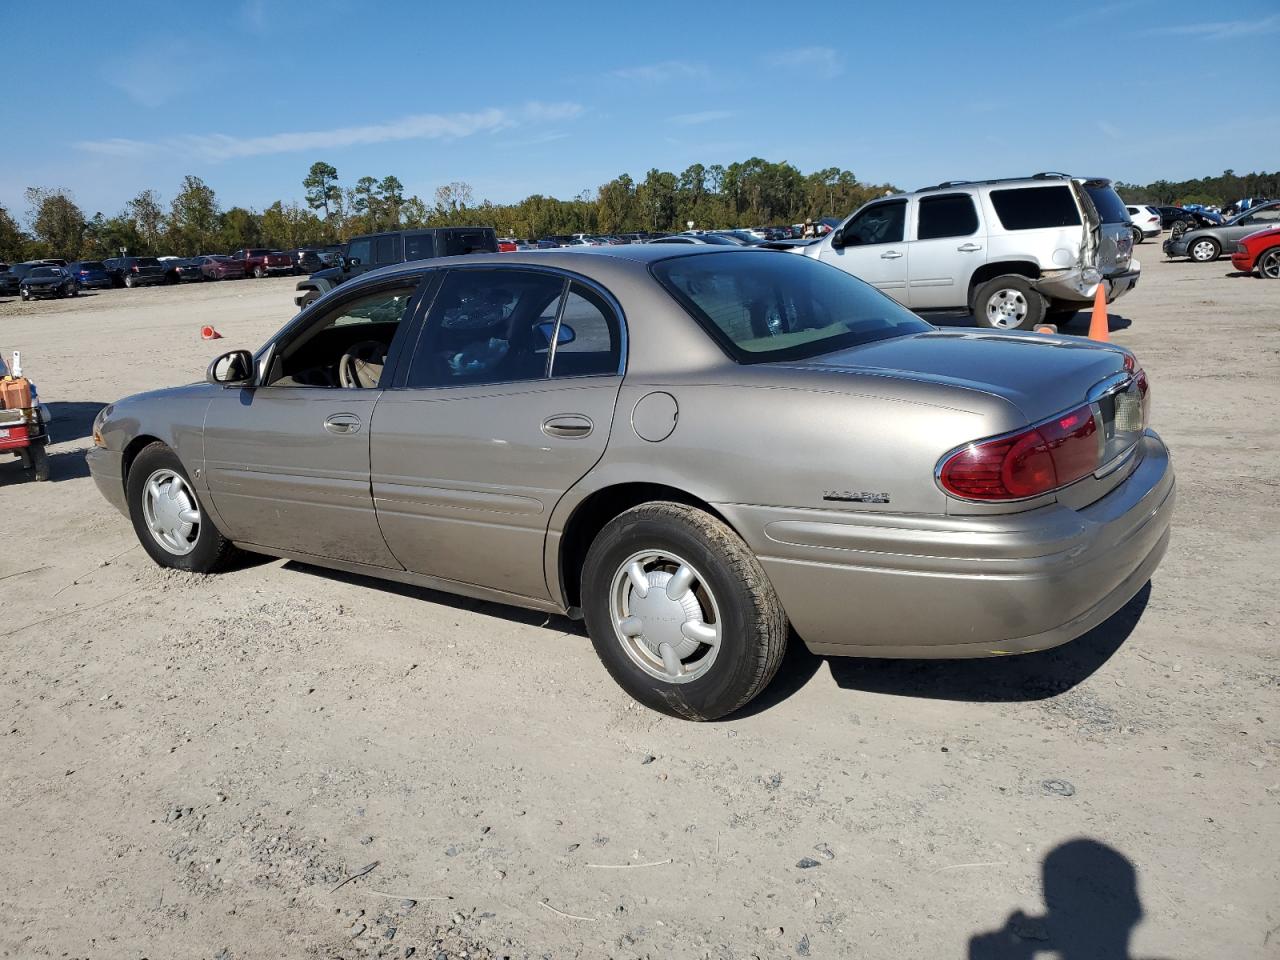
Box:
338, 340, 387, 389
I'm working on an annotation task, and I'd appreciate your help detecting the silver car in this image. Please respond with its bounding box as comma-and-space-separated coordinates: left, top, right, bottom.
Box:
87, 247, 1175, 719
1163, 200, 1280, 262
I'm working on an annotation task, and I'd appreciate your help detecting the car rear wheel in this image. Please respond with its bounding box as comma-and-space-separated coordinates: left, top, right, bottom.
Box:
127, 442, 235, 573
253, 266, 265, 278
974, 275, 1045, 331
1189, 238, 1220, 262
299, 290, 321, 310
19, 289, 29, 301
1130, 226, 1143, 246
581, 502, 788, 720
1258, 248, 1280, 280
124, 274, 135, 288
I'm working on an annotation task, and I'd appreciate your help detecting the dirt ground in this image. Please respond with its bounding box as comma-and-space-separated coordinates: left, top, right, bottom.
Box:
0, 252, 1276, 960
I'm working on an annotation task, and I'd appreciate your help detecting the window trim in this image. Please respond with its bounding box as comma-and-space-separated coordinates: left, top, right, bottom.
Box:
392, 263, 628, 392
839, 198, 909, 247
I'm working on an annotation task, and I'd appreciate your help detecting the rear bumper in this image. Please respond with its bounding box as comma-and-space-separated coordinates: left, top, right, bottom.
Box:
1035, 264, 1140, 306
719, 431, 1174, 658
85, 446, 128, 517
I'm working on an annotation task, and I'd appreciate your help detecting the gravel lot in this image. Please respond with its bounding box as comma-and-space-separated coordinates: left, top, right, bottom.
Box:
1, 254, 1277, 960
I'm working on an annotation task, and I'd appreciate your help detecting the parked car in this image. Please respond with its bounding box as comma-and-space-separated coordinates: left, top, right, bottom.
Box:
1230, 226, 1280, 279
196, 255, 246, 281
230, 248, 293, 279
283, 248, 328, 274
19, 265, 78, 300
497, 237, 520, 253
1125, 205, 1163, 244
1156, 206, 1221, 229
802, 173, 1140, 330
172, 258, 205, 283
87, 245, 1173, 720
1162, 200, 1280, 262
293, 227, 498, 308
1, 261, 60, 296
104, 256, 167, 288
66, 260, 114, 290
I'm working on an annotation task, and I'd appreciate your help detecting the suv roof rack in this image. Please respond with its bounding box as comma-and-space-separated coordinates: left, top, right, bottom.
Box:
1032, 171, 1073, 180
914, 173, 1078, 194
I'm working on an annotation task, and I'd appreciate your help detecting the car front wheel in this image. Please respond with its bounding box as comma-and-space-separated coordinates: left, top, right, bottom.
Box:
1258, 248, 1280, 280
127, 442, 235, 572
581, 502, 788, 720
1189, 238, 1220, 262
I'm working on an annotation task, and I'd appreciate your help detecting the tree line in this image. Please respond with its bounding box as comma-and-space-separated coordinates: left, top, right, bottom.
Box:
1115, 169, 1279, 208
0, 158, 898, 263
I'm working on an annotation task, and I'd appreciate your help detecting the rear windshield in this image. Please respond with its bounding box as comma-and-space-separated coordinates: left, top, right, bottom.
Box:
78, 261, 106, 270
652, 251, 931, 364
989, 186, 1081, 230
1083, 183, 1131, 224
31, 267, 59, 278
442, 230, 498, 256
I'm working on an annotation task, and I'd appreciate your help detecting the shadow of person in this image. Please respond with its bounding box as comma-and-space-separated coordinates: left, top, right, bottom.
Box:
969, 838, 1162, 960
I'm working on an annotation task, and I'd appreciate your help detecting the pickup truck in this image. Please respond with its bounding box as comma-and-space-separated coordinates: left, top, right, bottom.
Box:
230, 248, 294, 279
293, 227, 498, 308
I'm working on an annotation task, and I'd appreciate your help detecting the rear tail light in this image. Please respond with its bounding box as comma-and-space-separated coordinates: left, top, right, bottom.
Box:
939, 405, 1099, 501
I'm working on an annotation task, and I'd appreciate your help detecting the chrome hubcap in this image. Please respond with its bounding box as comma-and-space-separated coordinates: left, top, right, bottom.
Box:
609, 550, 721, 683
986, 288, 1028, 328
141, 468, 200, 556
1261, 252, 1280, 279
1192, 241, 1215, 261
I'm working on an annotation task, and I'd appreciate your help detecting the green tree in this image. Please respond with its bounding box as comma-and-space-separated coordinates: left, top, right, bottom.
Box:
124, 189, 166, 253
217, 207, 262, 252
378, 176, 405, 229
0, 205, 30, 262
303, 161, 341, 218
168, 175, 220, 254
24, 187, 87, 259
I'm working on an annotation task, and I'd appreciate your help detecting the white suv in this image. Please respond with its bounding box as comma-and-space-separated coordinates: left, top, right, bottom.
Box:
802, 174, 1140, 330
1126, 204, 1163, 244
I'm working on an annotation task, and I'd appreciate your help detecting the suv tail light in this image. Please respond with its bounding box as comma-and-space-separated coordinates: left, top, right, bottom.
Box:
939, 369, 1150, 502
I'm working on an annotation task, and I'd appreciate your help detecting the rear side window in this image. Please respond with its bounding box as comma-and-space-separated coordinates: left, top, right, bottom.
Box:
374, 235, 400, 264
404, 234, 435, 260
989, 186, 1081, 230
550, 284, 621, 378
442, 230, 498, 256
916, 194, 979, 240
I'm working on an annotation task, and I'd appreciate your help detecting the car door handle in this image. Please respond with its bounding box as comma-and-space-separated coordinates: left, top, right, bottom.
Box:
880, 250, 903, 259
323, 413, 362, 435
542, 414, 593, 439
957, 242, 983, 252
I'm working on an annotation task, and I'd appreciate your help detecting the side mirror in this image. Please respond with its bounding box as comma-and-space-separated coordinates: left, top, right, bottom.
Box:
535, 321, 576, 346
347, 257, 361, 268
206, 349, 255, 387
829, 228, 844, 249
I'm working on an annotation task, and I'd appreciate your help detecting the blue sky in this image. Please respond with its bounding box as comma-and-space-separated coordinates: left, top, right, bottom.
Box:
2, 0, 1278, 219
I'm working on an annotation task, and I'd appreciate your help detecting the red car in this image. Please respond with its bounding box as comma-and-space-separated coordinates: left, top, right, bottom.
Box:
1231, 226, 1280, 279
197, 255, 246, 281
230, 248, 293, 278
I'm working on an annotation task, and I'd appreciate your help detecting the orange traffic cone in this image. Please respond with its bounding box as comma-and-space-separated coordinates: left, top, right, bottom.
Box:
201, 325, 222, 340
1087, 281, 1109, 342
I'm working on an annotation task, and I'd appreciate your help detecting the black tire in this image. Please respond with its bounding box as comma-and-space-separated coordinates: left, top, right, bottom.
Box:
19, 289, 29, 301
1188, 237, 1220, 263
253, 265, 265, 279
1130, 226, 1143, 246
124, 274, 135, 288
126, 442, 235, 573
973, 275, 1045, 331
1257, 248, 1280, 280
299, 290, 321, 310
581, 502, 788, 720
27, 444, 49, 481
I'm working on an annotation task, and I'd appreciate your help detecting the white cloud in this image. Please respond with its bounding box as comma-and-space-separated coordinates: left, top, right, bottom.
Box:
763, 46, 844, 79
1147, 13, 1280, 40
669, 109, 735, 126
74, 102, 583, 162
611, 60, 708, 82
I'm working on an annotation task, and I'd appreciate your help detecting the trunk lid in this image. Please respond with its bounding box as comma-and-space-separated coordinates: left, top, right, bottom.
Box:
788, 329, 1130, 425
1075, 179, 1134, 276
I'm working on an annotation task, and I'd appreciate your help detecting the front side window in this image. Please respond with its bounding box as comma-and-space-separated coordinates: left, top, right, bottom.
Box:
990, 186, 1082, 230
347, 238, 372, 264
266, 284, 417, 388
916, 194, 979, 240
841, 200, 906, 246
405, 269, 568, 388
652, 251, 930, 364
1248, 207, 1280, 223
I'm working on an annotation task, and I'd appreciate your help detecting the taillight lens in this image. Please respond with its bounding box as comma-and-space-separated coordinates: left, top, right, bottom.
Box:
939, 403, 1100, 501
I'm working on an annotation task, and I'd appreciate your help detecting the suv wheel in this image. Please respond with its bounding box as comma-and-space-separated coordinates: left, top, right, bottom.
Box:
1259, 248, 1280, 280
124, 274, 135, 288
1189, 238, 1220, 262
1130, 226, 1143, 246
974, 275, 1045, 331
581, 502, 788, 720
253, 265, 265, 278
299, 290, 321, 310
